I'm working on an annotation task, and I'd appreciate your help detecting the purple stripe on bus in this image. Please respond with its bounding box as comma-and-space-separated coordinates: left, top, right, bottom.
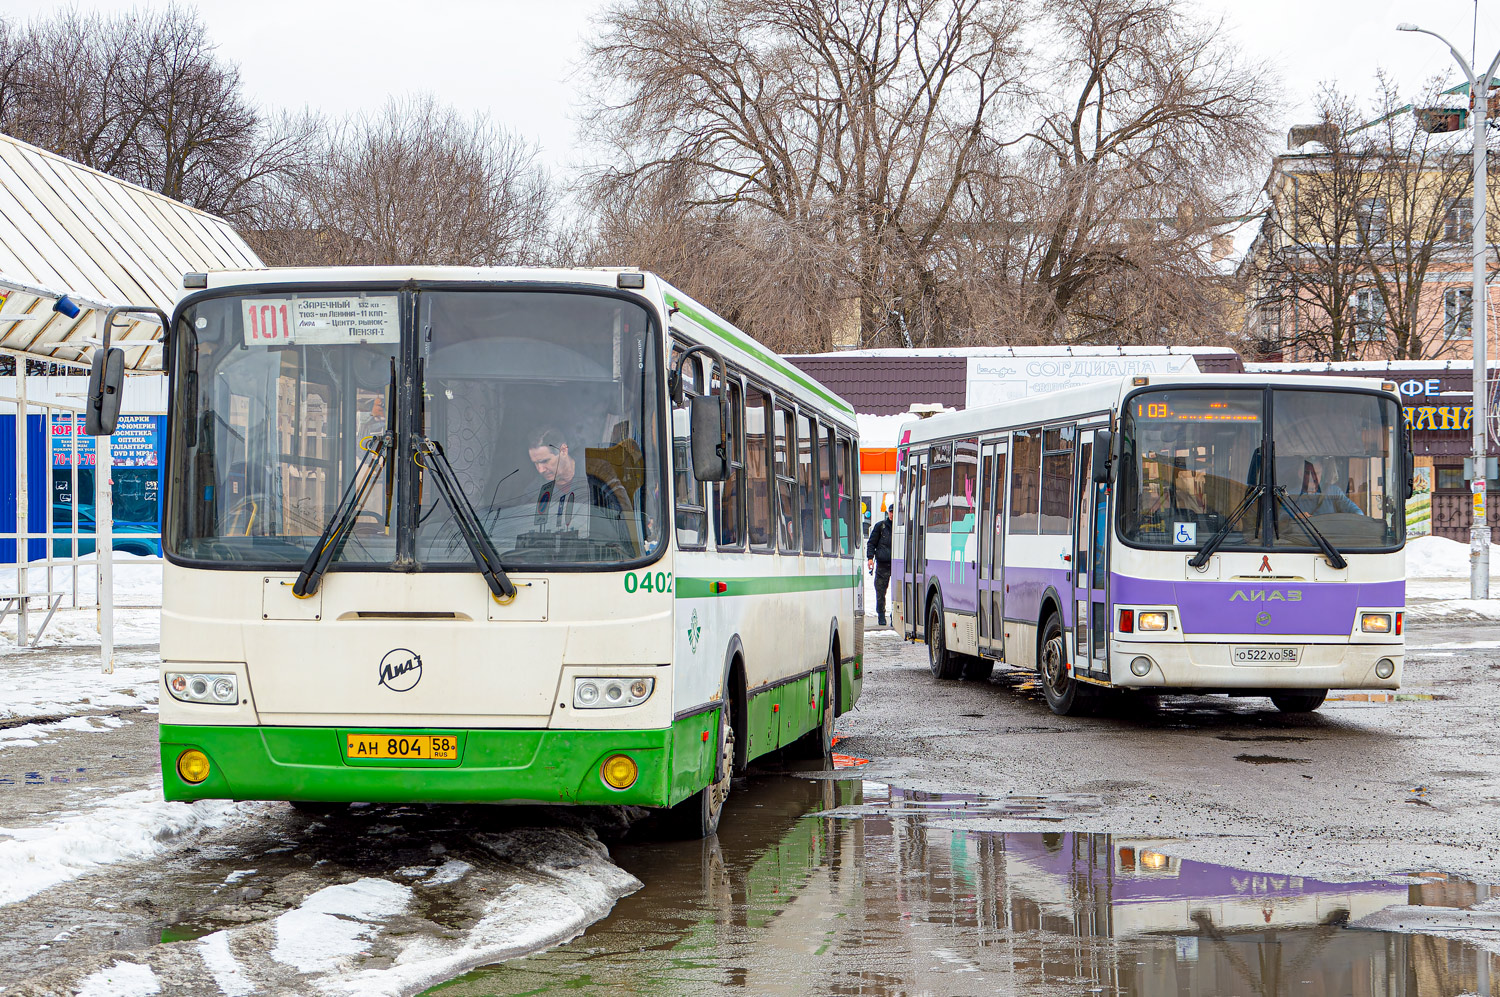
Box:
998, 565, 1074, 628
1110, 575, 1404, 637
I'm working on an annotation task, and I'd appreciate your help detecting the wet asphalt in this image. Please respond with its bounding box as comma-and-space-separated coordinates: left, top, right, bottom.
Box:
0, 619, 1495, 995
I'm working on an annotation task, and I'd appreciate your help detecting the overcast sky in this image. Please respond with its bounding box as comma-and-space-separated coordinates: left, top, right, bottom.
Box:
5, 0, 1500, 175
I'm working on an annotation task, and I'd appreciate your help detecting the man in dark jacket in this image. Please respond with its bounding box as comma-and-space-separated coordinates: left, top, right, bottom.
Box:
866, 506, 893, 626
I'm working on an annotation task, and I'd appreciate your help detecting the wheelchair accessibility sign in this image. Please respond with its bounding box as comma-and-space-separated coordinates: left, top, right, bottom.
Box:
1174, 522, 1197, 545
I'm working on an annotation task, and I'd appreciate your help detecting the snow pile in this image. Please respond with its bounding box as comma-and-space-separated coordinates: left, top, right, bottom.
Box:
316, 832, 641, 997
75, 960, 161, 997
0, 788, 250, 906
271, 878, 413, 974
1405, 536, 1483, 579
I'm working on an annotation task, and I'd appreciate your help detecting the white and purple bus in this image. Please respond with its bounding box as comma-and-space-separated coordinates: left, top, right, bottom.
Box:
894, 373, 1409, 715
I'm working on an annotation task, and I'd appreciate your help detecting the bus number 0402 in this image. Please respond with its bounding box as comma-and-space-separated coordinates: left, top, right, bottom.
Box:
624, 571, 672, 594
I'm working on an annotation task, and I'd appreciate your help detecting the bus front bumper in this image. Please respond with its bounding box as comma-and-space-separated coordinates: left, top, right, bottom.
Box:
1107, 641, 1402, 690
159, 718, 721, 808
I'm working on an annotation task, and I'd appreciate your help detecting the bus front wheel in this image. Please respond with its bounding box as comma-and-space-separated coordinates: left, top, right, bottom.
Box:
1039, 613, 1092, 716
928, 596, 963, 681
664, 712, 735, 839
1270, 690, 1327, 713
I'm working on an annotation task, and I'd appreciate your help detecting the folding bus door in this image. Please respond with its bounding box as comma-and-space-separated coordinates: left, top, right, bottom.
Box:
1071, 430, 1110, 679
977, 440, 1007, 658
902, 451, 927, 641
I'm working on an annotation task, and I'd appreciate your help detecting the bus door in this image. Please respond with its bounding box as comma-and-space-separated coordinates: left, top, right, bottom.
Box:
902, 451, 927, 640
1071, 430, 1110, 679
977, 440, 1007, 658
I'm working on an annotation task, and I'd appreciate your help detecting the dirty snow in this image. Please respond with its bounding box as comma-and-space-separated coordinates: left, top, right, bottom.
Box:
0, 787, 252, 906
74, 959, 161, 997
271, 878, 413, 974
0, 645, 158, 722
197, 932, 256, 997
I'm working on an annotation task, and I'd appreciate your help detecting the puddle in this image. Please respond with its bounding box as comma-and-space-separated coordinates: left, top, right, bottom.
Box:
427, 777, 1498, 996
1216, 734, 1314, 743
1327, 693, 1450, 703
1235, 753, 1311, 765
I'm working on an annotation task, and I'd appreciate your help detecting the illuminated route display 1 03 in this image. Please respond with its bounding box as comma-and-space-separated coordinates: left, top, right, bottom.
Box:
1132, 397, 1260, 422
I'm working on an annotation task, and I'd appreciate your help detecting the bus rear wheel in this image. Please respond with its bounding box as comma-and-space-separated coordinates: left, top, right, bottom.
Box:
1270, 690, 1327, 713
928, 596, 963, 680
1039, 613, 1092, 716
663, 712, 735, 839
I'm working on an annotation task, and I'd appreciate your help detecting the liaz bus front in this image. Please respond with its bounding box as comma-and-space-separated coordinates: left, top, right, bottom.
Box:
142, 268, 726, 828
1108, 375, 1408, 711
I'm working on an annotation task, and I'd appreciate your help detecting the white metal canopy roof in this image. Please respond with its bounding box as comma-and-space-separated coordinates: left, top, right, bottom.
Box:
0, 132, 261, 371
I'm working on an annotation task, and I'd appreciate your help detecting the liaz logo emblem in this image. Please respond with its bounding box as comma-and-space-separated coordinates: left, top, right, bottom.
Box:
378, 648, 423, 692
1230, 589, 1302, 602
687, 610, 701, 655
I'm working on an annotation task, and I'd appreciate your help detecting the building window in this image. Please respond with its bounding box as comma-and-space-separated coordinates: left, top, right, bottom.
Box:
1445, 199, 1474, 242
1437, 467, 1465, 490
1445, 287, 1473, 339
1356, 198, 1387, 243
1355, 288, 1386, 341
1257, 300, 1281, 341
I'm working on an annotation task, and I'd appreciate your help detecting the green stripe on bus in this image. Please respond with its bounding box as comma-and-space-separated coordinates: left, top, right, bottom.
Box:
676, 573, 859, 599
666, 295, 856, 416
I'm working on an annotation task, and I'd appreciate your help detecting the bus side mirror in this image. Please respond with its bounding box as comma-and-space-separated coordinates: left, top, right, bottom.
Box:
1091, 430, 1113, 484
690, 394, 729, 482
1405, 452, 1415, 500
85, 347, 125, 436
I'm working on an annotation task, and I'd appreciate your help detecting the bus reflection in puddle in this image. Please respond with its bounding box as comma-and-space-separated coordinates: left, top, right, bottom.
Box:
437, 776, 1495, 997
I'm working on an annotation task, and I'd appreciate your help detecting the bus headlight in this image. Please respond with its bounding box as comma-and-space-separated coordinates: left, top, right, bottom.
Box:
1138, 612, 1169, 632
1361, 614, 1392, 633
1375, 658, 1396, 679
574, 677, 654, 709
166, 672, 238, 705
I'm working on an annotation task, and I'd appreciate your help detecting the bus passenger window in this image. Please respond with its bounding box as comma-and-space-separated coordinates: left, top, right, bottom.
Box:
716, 379, 745, 549
1009, 429, 1041, 534
819, 424, 836, 554
745, 386, 773, 550
1040, 425, 1076, 535
951, 438, 979, 545
927, 453, 951, 535
670, 349, 707, 547
774, 405, 799, 552
797, 412, 819, 553
834, 434, 852, 555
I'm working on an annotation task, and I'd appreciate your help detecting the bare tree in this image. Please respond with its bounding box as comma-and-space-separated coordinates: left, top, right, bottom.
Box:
1359, 74, 1475, 359
1015, 0, 1274, 340
256, 95, 554, 267
1250, 88, 1383, 362
582, 0, 1029, 348
0, 5, 312, 223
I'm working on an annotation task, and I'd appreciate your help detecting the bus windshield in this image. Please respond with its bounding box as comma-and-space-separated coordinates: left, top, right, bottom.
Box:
1118, 387, 1402, 552
166, 287, 663, 569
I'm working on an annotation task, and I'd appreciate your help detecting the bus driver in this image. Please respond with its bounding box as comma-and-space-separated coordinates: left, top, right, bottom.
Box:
528, 427, 623, 537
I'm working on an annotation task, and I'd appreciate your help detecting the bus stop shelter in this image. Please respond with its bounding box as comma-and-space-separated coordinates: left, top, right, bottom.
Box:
0, 131, 260, 670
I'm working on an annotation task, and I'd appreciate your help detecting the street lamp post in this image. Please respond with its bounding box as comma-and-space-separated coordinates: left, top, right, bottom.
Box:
1399, 23, 1500, 599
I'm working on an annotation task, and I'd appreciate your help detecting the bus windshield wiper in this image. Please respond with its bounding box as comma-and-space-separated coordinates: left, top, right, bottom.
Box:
292, 431, 394, 597
1272, 485, 1349, 569
1188, 482, 1262, 569
414, 436, 517, 601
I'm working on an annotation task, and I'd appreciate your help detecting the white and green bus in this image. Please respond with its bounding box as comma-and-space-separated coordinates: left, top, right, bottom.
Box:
91, 268, 863, 837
